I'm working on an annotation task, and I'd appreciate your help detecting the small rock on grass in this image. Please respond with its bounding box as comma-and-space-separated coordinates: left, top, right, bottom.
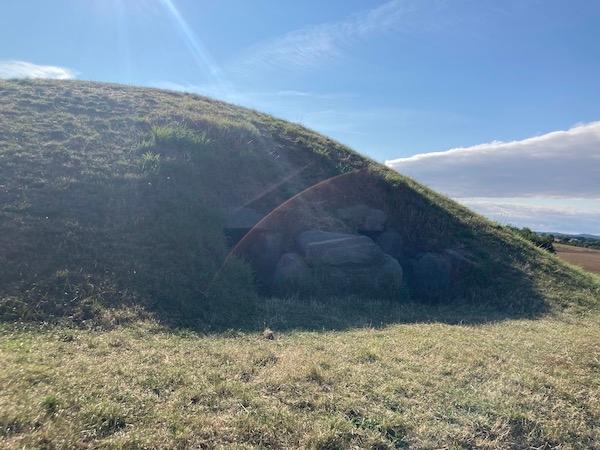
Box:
262, 328, 275, 340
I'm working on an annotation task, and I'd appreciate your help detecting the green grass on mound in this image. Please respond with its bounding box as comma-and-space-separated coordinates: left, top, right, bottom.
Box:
0, 79, 598, 328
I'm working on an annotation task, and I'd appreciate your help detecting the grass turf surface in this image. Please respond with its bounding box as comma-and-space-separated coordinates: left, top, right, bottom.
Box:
2, 308, 600, 449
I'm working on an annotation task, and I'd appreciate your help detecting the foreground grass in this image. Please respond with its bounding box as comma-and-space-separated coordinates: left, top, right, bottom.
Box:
2, 308, 599, 449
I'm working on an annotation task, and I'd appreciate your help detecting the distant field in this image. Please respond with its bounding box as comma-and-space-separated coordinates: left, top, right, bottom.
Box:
556, 244, 600, 274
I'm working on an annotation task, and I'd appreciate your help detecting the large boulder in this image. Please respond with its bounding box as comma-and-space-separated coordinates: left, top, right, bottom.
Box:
224, 207, 270, 246
376, 230, 404, 262
272, 253, 311, 294
378, 254, 404, 293
243, 231, 284, 287
443, 248, 477, 278
297, 230, 385, 266
336, 204, 387, 232
409, 249, 476, 300
314, 253, 403, 296
271, 231, 405, 298
411, 252, 452, 297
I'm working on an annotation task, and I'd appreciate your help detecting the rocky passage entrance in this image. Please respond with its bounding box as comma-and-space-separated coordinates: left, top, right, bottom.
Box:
225, 201, 476, 301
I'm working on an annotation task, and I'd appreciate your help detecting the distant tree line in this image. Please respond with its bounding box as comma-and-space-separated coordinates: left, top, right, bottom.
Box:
553, 235, 600, 250
507, 226, 600, 252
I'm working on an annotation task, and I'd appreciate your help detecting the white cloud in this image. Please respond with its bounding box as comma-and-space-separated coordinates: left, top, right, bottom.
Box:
0, 60, 76, 80
386, 122, 600, 233
386, 122, 600, 198
236, 0, 425, 70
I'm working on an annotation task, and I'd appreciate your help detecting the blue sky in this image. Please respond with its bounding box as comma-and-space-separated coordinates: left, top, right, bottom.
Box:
1, 0, 599, 233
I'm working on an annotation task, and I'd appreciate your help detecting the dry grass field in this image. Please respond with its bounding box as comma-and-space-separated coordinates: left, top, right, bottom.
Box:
556, 244, 600, 275
2, 310, 600, 449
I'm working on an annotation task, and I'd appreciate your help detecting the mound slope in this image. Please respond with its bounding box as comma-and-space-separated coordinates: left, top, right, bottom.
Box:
0, 79, 597, 326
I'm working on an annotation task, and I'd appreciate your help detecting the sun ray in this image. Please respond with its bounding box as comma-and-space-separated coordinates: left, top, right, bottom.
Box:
157, 0, 230, 95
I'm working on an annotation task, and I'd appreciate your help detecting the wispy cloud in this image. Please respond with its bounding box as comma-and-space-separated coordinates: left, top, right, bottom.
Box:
149, 80, 350, 105
236, 0, 424, 71
386, 122, 600, 198
271, 90, 351, 100
0, 60, 76, 80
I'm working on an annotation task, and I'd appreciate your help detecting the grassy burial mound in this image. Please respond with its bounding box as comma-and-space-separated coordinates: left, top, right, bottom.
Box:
0, 79, 598, 327
2, 80, 600, 449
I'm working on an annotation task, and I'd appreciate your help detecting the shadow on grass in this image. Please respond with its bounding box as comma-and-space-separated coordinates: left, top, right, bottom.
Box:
254, 299, 546, 332
244, 298, 548, 332
148, 287, 550, 334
